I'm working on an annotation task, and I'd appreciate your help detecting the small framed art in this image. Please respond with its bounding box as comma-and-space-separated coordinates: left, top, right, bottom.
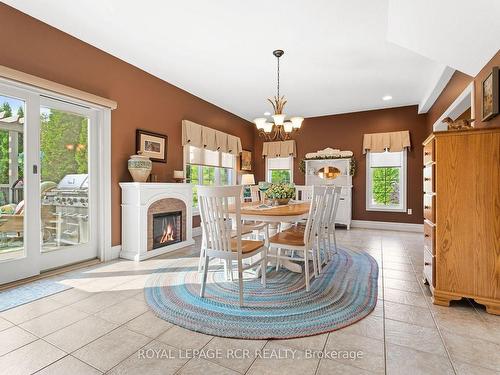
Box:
136, 129, 168, 163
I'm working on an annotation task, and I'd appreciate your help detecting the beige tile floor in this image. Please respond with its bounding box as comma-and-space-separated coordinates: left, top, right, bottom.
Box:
1, 229, 499, 375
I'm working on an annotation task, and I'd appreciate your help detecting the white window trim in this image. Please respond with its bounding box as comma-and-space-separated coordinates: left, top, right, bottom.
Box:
365, 150, 407, 213
183, 145, 237, 215
265, 156, 294, 184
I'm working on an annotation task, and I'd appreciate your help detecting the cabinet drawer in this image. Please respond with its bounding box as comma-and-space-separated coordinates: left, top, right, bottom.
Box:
424, 220, 435, 255
423, 165, 435, 194
423, 248, 435, 287
423, 140, 434, 165
423, 194, 435, 222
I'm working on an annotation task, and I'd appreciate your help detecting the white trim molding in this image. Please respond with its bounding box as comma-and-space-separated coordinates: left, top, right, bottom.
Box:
107, 245, 122, 261
418, 66, 455, 114
351, 220, 423, 233
433, 82, 474, 131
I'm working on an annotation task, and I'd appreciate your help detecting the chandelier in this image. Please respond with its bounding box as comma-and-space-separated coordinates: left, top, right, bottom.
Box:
253, 50, 303, 141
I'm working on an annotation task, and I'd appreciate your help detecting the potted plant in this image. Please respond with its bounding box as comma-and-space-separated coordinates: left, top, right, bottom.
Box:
264, 183, 295, 205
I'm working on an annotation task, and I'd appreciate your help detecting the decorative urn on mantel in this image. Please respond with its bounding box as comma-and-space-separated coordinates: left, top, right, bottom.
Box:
128, 153, 152, 182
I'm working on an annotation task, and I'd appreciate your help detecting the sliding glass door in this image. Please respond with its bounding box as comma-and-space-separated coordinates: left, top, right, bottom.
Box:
0, 82, 100, 284
38, 97, 98, 271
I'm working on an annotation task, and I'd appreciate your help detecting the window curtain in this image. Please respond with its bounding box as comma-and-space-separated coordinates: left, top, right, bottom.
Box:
262, 140, 296, 158
362, 130, 411, 153
182, 120, 203, 148
182, 120, 242, 154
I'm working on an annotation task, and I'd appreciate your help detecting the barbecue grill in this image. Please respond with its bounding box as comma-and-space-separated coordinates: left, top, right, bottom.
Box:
42, 174, 89, 246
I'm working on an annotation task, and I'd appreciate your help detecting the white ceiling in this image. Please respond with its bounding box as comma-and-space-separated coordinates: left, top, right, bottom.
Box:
5, 0, 492, 121
387, 0, 500, 77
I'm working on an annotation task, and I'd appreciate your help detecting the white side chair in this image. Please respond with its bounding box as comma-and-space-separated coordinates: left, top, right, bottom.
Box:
294, 185, 313, 202
327, 186, 342, 256
316, 185, 342, 273
198, 185, 268, 306
268, 186, 326, 291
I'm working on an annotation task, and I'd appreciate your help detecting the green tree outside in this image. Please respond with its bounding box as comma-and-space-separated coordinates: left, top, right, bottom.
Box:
372, 167, 400, 205
270, 169, 290, 184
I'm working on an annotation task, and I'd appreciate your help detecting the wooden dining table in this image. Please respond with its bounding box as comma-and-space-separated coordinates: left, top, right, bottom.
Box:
229, 201, 311, 273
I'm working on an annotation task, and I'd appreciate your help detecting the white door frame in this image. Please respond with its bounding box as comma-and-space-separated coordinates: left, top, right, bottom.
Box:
0, 78, 111, 284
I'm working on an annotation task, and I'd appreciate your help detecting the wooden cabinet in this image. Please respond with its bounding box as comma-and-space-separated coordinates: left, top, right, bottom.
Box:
422, 128, 500, 315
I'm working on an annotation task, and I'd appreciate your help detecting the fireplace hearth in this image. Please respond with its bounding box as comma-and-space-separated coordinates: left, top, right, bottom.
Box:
152, 211, 182, 249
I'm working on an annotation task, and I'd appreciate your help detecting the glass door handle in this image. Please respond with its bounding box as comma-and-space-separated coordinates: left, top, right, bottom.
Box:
33, 165, 38, 174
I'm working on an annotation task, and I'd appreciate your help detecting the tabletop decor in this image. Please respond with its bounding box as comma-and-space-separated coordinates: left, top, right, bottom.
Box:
136, 129, 168, 162
144, 247, 378, 339
264, 183, 295, 205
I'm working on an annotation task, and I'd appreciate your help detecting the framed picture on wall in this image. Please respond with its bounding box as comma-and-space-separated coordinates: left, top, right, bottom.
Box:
136, 129, 168, 163
482, 66, 499, 121
241, 150, 252, 171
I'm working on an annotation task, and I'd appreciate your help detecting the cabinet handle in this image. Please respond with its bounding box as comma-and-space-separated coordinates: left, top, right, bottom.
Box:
424, 262, 431, 266
424, 178, 431, 181
424, 152, 431, 155
424, 234, 430, 238
424, 205, 431, 209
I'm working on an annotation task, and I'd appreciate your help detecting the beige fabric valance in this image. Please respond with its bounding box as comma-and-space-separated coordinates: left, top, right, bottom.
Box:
362, 130, 411, 154
262, 140, 297, 158
182, 120, 242, 155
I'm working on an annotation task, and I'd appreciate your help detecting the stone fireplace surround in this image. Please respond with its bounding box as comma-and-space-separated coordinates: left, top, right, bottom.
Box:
119, 183, 194, 261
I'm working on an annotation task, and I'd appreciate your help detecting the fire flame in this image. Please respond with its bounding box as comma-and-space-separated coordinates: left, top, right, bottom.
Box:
160, 223, 174, 243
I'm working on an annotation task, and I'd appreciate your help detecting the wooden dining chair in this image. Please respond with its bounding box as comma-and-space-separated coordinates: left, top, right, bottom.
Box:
198, 185, 268, 306
249, 185, 261, 202
268, 186, 326, 291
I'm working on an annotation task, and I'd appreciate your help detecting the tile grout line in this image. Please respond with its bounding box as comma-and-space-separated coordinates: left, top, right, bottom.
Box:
408, 246, 458, 375
381, 238, 387, 375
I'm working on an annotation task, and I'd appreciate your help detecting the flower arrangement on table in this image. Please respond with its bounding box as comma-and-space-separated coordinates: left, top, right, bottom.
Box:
264, 183, 295, 205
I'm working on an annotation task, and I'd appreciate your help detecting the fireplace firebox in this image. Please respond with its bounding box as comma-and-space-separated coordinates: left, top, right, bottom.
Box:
152, 211, 182, 249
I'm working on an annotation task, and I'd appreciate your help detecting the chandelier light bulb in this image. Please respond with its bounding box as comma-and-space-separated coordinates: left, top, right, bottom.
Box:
253, 117, 267, 130
290, 117, 304, 129
263, 122, 274, 133
272, 114, 286, 126
283, 121, 293, 133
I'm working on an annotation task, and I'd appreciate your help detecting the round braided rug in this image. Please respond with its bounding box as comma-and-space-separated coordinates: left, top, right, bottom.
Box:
144, 247, 378, 339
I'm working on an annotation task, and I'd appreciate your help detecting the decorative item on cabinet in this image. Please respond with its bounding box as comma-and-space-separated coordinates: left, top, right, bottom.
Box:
422, 128, 500, 315
441, 117, 474, 131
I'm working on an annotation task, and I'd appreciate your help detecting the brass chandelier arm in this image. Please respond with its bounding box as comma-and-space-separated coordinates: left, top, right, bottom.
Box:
258, 124, 297, 142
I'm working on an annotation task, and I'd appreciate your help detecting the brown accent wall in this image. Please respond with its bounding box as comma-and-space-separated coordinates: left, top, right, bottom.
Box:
254, 105, 428, 224
0, 4, 254, 246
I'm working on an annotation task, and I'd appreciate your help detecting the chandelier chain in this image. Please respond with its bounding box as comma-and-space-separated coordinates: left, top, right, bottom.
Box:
277, 54, 280, 98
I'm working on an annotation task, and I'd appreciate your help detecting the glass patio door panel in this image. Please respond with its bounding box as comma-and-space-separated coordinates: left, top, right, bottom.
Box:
0, 93, 26, 261
39, 97, 98, 270
0, 84, 41, 284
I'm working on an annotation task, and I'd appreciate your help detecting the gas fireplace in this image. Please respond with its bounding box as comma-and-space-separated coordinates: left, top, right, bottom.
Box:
152, 211, 182, 249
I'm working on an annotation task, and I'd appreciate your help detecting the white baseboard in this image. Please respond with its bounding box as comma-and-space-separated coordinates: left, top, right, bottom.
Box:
351, 220, 423, 233
192, 226, 202, 237
106, 245, 121, 261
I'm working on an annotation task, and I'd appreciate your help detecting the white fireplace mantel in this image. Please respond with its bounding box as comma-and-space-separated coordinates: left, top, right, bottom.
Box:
119, 183, 194, 261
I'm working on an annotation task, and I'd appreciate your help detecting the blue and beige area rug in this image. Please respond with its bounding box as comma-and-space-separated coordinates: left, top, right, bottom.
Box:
145, 247, 378, 339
